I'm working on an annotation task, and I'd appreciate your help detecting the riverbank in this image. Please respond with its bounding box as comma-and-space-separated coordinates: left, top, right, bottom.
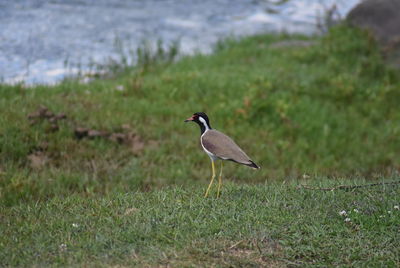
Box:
1, 24, 400, 266
2, 25, 400, 205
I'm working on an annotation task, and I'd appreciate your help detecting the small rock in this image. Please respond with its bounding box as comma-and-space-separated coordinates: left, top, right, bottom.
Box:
48, 117, 57, 123
347, 0, 400, 45
74, 128, 89, 139
27, 106, 65, 125
37, 106, 49, 116
347, 0, 400, 68
54, 113, 67, 120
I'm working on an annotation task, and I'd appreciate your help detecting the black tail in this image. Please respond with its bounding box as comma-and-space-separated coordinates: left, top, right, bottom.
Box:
247, 160, 260, 169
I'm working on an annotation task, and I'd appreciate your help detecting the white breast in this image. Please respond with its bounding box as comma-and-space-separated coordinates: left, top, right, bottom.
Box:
200, 131, 219, 161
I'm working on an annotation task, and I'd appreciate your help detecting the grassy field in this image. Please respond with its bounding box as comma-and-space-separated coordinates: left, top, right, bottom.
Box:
1, 180, 399, 267
1, 25, 400, 266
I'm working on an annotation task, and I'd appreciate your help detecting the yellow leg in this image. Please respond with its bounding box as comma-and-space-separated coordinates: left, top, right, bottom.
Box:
204, 160, 216, 197
217, 161, 223, 198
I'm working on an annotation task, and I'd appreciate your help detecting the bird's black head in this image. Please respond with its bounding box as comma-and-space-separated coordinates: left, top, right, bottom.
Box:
184, 112, 212, 134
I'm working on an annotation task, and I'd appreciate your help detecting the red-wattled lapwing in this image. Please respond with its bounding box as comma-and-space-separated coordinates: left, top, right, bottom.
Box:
185, 112, 260, 197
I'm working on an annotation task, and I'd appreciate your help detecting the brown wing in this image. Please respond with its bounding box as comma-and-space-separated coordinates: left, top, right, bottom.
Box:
202, 129, 255, 166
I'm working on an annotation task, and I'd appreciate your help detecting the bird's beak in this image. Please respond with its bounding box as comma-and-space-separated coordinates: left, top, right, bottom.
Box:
184, 115, 195, 122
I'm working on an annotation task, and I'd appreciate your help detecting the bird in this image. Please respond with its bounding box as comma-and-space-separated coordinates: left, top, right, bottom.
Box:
184, 112, 260, 197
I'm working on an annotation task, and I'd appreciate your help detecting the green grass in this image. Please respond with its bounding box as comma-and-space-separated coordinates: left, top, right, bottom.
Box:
1, 25, 400, 206
1, 180, 399, 267
1, 25, 400, 266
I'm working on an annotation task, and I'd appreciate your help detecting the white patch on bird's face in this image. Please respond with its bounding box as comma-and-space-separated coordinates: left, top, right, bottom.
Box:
198, 116, 210, 131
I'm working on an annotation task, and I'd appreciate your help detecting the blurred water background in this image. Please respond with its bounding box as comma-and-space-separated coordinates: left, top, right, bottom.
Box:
0, 0, 359, 84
